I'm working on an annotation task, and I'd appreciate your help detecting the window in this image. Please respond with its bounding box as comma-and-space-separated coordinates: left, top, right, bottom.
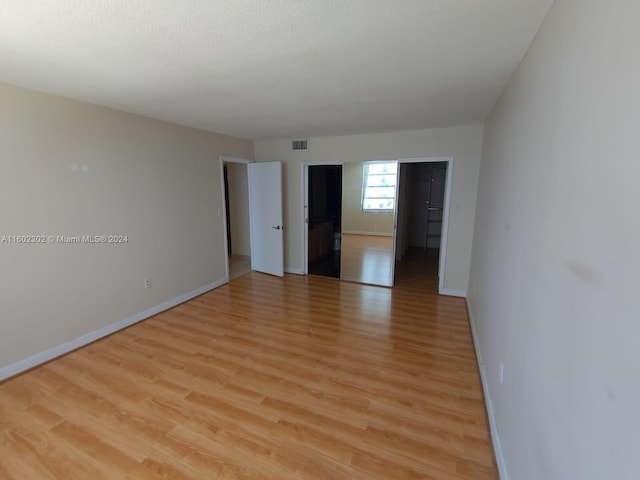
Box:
362, 161, 398, 212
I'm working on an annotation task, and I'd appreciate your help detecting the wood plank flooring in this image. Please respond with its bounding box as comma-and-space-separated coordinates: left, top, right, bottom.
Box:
394, 247, 441, 292
229, 254, 251, 280
340, 234, 394, 287
0, 272, 497, 479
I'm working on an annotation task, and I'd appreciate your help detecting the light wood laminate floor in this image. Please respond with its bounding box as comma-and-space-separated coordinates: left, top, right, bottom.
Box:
0, 272, 497, 479
340, 234, 394, 287
229, 254, 251, 280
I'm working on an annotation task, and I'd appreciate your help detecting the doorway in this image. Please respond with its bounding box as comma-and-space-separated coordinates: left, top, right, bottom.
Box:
394, 159, 451, 292
220, 157, 252, 280
306, 165, 342, 279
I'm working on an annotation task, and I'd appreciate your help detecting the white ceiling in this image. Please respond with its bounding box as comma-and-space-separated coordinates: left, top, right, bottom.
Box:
0, 0, 553, 140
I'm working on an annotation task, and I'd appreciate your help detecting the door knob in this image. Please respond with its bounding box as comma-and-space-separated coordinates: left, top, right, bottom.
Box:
272, 225, 281, 230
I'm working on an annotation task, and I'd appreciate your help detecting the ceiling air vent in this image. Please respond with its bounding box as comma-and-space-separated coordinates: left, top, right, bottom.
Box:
291, 139, 308, 151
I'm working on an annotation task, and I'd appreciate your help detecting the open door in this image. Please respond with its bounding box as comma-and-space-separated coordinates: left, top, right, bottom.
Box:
247, 162, 284, 277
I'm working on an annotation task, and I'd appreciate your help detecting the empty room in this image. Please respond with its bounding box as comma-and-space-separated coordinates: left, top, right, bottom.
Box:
1, 1, 638, 479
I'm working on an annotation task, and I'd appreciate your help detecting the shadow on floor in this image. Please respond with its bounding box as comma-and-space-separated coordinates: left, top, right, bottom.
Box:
394, 247, 440, 293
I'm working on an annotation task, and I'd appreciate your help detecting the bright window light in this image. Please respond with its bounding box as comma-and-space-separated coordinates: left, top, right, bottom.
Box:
362, 161, 397, 212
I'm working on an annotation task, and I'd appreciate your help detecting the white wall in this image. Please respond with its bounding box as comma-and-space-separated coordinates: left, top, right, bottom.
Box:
468, 1, 640, 479
0, 82, 253, 374
226, 163, 251, 256
255, 125, 483, 292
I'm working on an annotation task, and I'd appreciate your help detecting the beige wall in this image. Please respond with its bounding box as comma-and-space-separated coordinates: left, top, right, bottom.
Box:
226, 162, 251, 256
341, 162, 394, 235
468, 1, 640, 479
0, 82, 253, 373
255, 125, 483, 292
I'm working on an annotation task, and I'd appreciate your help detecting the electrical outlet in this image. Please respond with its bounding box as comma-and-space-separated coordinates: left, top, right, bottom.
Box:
144, 278, 151, 289
499, 361, 505, 384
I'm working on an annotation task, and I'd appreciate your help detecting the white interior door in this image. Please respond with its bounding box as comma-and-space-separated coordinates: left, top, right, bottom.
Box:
247, 162, 284, 277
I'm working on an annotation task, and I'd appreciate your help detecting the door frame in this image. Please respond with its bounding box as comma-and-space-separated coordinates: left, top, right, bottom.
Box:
219, 155, 253, 282
393, 156, 453, 293
301, 161, 343, 275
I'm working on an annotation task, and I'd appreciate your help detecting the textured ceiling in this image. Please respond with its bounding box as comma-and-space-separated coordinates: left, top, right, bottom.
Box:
0, 0, 553, 140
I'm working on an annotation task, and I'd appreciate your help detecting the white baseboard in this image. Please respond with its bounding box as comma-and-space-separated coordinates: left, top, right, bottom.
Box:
284, 267, 304, 275
438, 288, 467, 297
0, 278, 228, 382
466, 299, 508, 480
341, 230, 393, 237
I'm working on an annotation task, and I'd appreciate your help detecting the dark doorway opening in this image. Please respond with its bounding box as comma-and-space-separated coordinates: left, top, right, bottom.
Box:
307, 165, 342, 278
394, 162, 447, 291
223, 165, 232, 255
